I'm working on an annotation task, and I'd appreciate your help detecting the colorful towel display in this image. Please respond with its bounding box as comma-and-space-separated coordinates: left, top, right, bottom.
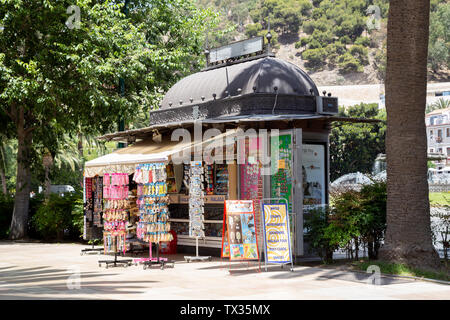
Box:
103, 173, 130, 254
135, 163, 173, 243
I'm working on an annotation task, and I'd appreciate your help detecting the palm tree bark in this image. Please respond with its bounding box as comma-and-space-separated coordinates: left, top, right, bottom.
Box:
379, 0, 440, 269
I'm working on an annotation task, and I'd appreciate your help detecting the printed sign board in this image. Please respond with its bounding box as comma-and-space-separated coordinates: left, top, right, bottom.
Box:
262, 203, 292, 264
209, 37, 263, 63
222, 200, 259, 261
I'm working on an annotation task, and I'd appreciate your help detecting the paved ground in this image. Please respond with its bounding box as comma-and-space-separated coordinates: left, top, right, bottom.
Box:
0, 242, 449, 300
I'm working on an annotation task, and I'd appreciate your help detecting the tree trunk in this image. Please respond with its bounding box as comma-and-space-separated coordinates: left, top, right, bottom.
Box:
379, 0, 440, 270
9, 107, 32, 240
0, 143, 7, 195
0, 167, 6, 195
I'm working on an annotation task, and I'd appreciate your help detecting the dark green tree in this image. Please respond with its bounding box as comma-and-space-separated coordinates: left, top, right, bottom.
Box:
0, 0, 216, 239
330, 103, 386, 182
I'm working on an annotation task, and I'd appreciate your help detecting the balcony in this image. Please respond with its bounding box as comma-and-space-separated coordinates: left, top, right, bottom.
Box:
436, 136, 443, 143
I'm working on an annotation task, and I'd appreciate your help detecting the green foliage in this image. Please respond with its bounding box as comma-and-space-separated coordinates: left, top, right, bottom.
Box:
249, 0, 312, 34
306, 181, 387, 263
295, 37, 309, 49
1, 0, 217, 237
302, 48, 327, 70
304, 206, 337, 263
245, 23, 263, 37
330, 103, 386, 182
428, 2, 450, 72
302, 18, 328, 35
355, 36, 371, 47
426, 98, 450, 114
0, 193, 14, 238
325, 41, 346, 56
338, 52, 363, 73
32, 193, 82, 240
349, 44, 369, 65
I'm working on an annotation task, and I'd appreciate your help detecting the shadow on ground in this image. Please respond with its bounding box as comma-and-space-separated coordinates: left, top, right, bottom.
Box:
0, 265, 158, 299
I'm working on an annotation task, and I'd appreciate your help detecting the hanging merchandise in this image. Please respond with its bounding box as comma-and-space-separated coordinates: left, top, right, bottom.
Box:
92, 176, 103, 227
204, 164, 214, 195
102, 173, 130, 254
189, 161, 205, 238
214, 164, 228, 195
134, 163, 172, 243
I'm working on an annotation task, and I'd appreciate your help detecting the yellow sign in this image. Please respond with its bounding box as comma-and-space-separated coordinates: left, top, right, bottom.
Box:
262, 204, 292, 264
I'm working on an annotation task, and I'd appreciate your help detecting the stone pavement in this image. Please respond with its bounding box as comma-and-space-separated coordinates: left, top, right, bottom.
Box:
0, 242, 449, 300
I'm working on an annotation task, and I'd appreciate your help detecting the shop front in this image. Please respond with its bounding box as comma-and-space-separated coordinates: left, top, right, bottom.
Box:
83, 37, 375, 261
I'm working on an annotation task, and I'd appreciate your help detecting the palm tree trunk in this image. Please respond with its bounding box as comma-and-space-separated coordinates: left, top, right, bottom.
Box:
379, 0, 440, 269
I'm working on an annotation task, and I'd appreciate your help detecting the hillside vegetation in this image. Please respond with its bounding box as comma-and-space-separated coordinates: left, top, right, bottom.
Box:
197, 0, 449, 85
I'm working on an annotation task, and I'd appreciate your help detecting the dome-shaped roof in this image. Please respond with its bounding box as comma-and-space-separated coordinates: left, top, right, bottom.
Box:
160, 56, 319, 109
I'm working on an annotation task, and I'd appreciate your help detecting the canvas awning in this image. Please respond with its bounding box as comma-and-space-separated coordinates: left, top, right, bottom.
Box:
84, 129, 239, 177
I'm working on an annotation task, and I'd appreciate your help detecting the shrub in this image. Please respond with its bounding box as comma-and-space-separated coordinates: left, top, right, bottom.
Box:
306, 181, 387, 263
302, 48, 327, 70
339, 35, 351, 44
349, 44, 369, 65
245, 23, 262, 38
355, 36, 371, 47
304, 206, 337, 263
0, 194, 14, 239
308, 39, 322, 49
302, 18, 328, 34
325, 41, 346, 55
32, 193, 83, 240
338, 52, 363, 73
310, 29, 334, 46
295, 38, 309, 49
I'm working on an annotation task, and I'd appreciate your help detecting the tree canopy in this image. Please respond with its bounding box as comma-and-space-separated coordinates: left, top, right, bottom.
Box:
330, 103, 386, 182
0, 0, 217, 238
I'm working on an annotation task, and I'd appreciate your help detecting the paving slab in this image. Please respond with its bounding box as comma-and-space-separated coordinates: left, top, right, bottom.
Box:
0, 242, 448, 300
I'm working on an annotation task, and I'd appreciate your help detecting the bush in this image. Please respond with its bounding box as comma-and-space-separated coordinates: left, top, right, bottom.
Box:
32, 193, 83, 240
305, 181, 387, 263
245, 23, 262, 38
349, 44, 369, 65
308, 39, 322, 49
302, 47, 327, 70
0, 194, 14, 239
304, 206, 337, 263
325, 41, 346, 55
355, 36, 370, 47
338, 52, 364, 73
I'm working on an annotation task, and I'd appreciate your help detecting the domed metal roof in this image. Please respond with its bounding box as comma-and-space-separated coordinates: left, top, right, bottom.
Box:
160, 56, 319, 109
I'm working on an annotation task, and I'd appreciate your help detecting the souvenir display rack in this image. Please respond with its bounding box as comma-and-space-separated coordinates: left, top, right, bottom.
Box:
98, 173, 133, 268
81, 177, 104, 255
185, 161, 211, 262
168, 162, 230, 249
133, 163, 174, 269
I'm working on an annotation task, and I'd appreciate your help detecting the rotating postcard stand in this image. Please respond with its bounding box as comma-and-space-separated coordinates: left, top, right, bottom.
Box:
98, 234, 133, 268
184, 161, 211, 263
260, 198, 294, 272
